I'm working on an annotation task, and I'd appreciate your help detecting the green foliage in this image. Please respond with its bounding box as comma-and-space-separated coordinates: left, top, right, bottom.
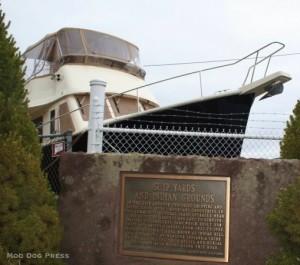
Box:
280, 100, 300, 159
266, 177, 300, 265
0, 5, 41, 158
0, 137, 64, 265
0, 6, 65, 265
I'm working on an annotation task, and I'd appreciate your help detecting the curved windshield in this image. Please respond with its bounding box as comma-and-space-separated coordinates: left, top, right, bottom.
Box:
23, 28, 143, 80
57, 29, 85, 55
85, 31, 131, 62
23, 36, 59, 79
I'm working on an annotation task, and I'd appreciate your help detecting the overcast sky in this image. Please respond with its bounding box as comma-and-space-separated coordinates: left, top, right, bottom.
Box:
2, 0, 300, 125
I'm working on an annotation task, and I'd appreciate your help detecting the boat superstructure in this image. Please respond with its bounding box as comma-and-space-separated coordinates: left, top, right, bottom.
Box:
24, 28, 158, 136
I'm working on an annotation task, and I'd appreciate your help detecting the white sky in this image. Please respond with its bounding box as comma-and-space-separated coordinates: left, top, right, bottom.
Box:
2, 0, 300, 121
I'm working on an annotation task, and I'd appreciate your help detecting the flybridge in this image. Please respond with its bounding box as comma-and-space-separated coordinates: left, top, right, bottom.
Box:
23, 28, 145, 81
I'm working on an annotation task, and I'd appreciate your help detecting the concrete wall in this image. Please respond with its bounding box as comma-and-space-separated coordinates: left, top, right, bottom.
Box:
58, 153, 300, 265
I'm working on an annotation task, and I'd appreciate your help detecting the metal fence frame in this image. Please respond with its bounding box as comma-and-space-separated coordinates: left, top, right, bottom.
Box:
39, 130, 73, 194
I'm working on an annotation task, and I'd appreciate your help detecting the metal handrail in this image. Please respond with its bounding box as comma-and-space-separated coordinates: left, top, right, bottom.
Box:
242, 42, 285, 85
107, 41, 285, 100
198, 41, 285, 87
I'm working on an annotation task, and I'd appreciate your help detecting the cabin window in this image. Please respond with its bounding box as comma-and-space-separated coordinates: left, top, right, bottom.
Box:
128, 45, 140, 67
58, 29, 85, 55
105, 99, 115, 119
84, 31, 131, 64
33, 116, 43, 135
112, 97, 120, 113
58, 103, 75, 133
23, 37, 58, 80
76, 96, 89, 121
50, 110, 56, 134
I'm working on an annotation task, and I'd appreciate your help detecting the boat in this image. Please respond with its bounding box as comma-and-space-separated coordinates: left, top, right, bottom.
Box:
23, 28, 292, 159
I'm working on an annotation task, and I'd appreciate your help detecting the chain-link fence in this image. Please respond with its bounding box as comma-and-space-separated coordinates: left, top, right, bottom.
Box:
39, 110, 288, 195
39, 126, 284, 194
39, 131, 73, 194
101, 126, 283, 159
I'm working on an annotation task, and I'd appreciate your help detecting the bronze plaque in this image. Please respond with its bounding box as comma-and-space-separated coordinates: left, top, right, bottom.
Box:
119, 173, 230, 262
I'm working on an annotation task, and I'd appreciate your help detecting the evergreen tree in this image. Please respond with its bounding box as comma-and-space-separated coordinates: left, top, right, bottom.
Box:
280, 100, 300, 159
266, 100, 300, 264
0, 6, 65, 265
266, 177, 300, 265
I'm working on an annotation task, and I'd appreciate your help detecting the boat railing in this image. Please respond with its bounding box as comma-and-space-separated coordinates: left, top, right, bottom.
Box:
198, 41, 285, 87
107, 41, 285, 105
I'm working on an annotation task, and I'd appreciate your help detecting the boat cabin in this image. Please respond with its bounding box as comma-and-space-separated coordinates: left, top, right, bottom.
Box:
23, 28, 158, 136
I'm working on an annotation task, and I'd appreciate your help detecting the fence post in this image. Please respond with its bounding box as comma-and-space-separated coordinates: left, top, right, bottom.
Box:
87, 78, 107, 153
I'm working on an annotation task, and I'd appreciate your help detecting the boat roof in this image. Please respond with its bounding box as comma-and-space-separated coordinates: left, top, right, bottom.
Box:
24, 27, 139, 54
23, 27, 145, 80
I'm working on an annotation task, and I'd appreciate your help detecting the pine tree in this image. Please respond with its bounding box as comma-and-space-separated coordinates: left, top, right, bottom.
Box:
280, 100, 300, 159
0, 6, 65, 265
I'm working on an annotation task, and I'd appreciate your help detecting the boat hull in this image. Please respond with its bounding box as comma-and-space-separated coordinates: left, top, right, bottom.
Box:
70, 92, 255, 157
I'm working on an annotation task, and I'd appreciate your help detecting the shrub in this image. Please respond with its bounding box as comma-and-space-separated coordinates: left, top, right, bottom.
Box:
280, 100, 300, 159
266, 177, 300, 265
